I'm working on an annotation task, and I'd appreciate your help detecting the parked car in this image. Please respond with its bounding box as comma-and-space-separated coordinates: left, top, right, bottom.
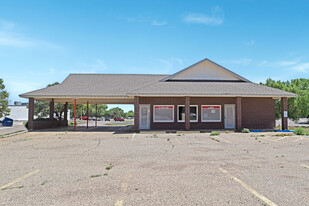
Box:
105, 117, 110, 121
80, 116, 89, 120
114, 117, 125, 121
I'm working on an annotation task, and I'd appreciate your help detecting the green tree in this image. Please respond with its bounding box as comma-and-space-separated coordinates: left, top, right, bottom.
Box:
126, 110, 134, 118
0, 79, 10, 118
108, 107, 124, 118
34, 82, 66, 119
260, 78, 309, 120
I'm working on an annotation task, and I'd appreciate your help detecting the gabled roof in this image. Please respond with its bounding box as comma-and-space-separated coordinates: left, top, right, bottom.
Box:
160, 58, 250, 82
19, 58, 297, 102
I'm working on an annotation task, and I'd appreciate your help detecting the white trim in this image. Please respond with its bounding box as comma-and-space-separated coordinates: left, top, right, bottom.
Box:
139, 104, 150, 129
201, 105, 222, 122
224, 104, 235, 129
177, 105, 198, 122
153, 105, 174, 123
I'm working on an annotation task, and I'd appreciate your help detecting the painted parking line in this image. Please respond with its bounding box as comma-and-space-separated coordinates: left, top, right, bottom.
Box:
219, 168, 278, 206
273, 136, 289, 142
175, 138, 183, 144
301, 164, 309, 169
115, 200, 123, 206
131, 133, 136, 141
217, 137, 231, 144
0, 170, 40, 190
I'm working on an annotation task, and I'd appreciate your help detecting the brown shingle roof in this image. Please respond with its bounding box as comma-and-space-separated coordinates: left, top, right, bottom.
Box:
20, 73, 297, 98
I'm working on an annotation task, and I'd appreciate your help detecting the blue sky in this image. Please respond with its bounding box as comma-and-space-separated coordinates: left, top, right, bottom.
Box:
1, 0, 309, 112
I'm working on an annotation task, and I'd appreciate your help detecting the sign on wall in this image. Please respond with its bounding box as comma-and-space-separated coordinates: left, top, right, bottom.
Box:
153, 105, 174, 122
201, 105, 221, 122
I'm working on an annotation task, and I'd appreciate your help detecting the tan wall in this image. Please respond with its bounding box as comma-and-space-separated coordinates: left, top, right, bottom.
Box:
139, 97, 275, 130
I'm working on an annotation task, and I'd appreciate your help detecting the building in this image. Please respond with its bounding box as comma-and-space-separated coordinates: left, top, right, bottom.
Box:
20, 58, 297, 131
7, 102, 28, 121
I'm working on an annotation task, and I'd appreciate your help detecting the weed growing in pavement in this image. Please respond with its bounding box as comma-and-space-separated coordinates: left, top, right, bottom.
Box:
273, 133, 292, 137
105, 164, 113, 170
18, 185, 24, 189
90, 174, 101, 178
280, 166, 284, 168
167, 138, 170, 142
209, 137, 220, 142
282, 155, 284, 157
210, 131, 220, 136
176, 134, 181, 136
103, 173, 108, 176
152, 134, 158, 138
294, 127, 305, 135
241, 128, 250, 133
41, 180, 48, 185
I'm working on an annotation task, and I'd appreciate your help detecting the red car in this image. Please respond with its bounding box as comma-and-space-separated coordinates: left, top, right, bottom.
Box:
114, 117, 125, 121
80, 116, 89, 120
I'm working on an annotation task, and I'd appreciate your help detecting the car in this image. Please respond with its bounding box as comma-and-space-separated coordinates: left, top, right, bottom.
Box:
114, 117, 125, 121
80, 116, 89, 120
105, 117, 110, 121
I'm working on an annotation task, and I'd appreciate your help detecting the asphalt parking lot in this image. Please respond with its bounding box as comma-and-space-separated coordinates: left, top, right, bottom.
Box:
0, 130, 308, 205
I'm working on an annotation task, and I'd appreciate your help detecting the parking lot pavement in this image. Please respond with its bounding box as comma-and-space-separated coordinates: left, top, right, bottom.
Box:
0, 131, 308, 205
0, 121, 27, 135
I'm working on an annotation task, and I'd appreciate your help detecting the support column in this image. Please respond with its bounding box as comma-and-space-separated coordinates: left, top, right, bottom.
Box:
74, 99, 76, 131
236, 96, 242, 132
87, 101, 89, 128
95, 104, 97, 127
281, 97, 288, 130
28, 98, 34, 130
134, 96, 139, 131
185, 96, 190, 130
64, 102, 68, 121
64, 102, 68, 126
50, 99, 54, 119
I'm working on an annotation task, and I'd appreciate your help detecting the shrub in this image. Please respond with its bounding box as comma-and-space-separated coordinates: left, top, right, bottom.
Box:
24, 121, 28, 129
210, 131, 220, 136
305, 132, 309, 136
241, 128, 250, 133
294, 127, 305, 135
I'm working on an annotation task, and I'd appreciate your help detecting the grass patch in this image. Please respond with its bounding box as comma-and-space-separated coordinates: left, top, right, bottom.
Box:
210, 131, 220, 136
273, 133, 293, 137
209, 137, 220, 142
241, 128, 250, 133
294, 127, 305, 135
41, 180, 48, 185
90, 174, 101, 178
105, 164, 113, 170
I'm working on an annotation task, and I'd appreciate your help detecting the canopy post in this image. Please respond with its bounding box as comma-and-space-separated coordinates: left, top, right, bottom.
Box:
87, 101, 89, 128
95, 104, 97, 127
74, 99, 76, 131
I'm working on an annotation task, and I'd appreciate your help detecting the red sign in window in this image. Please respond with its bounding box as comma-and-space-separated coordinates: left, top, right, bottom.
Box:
202, 106, 220, 110
154, 106, 173, 110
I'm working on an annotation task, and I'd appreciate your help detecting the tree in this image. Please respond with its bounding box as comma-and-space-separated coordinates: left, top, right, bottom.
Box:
260, 78, 309, 120
0, 79, 10, 118
34, 82, 65, 119
108, 107, 124, 118
126, 110, 134, 118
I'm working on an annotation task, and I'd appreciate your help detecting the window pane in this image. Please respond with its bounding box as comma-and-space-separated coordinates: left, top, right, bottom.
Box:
178, 106, 185, 121
154, 105, 174, 122
190, 106, 197, 120
201, 105, 221, 122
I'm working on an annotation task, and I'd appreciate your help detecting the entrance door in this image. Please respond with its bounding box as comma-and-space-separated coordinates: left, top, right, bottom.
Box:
224, 104, 235, 129
139, 104, 150, 129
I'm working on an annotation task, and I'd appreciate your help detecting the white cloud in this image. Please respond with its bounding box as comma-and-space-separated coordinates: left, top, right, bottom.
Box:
230, 58, 252, 65
0, 19, 59, 48
184, 14, 223, 25
244, 40, 255, 46
152, 20, 167, 26
183, 6, 224, 26
290, 62, 309, 73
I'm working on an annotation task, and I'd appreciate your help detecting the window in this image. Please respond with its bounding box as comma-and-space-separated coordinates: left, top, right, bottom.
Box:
153, 105, 174, 122
177, 105, 198, 122
201, 105, 221, 122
